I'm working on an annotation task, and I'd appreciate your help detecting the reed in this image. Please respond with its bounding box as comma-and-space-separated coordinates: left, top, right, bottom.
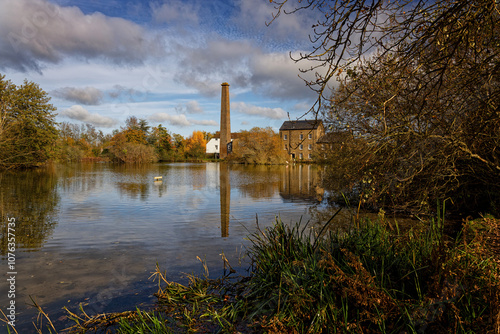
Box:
235, 213, 500, 333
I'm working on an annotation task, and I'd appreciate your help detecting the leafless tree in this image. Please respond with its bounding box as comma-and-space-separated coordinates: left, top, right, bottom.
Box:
270, 0, 500, 214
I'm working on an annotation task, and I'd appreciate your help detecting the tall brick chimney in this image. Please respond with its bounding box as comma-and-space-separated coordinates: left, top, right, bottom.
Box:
219, 82, 231, 159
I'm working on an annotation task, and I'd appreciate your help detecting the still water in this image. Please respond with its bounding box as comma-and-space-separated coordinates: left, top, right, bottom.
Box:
0, 162, 336, 332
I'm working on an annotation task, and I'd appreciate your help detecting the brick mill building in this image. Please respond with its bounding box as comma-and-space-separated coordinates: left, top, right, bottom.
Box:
279, 120, 325, 160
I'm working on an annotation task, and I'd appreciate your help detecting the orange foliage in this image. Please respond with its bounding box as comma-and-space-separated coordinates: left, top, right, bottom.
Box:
185, 131, 207, 158
230, 127, 286, 164
123, 128, 147, 145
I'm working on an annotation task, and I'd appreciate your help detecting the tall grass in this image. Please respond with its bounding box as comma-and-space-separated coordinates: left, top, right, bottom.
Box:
236, 213, 500, 333
40, 213, 500, 333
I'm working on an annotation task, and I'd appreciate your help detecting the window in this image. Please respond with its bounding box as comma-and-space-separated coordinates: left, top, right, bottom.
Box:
299, 153, 303, 159
299, 144, 303, 150
321, 144, 325, 150
308, 144, 312, 150
308, 154, 312, 159
284, 134, 287, 140
284, 144, 287, 150
308, 133, 312, 139
300, 134, 303, 140
215, 145, 218, 150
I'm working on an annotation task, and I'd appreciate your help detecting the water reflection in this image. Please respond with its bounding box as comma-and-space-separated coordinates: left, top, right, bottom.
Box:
218, 164, 327, 237
0, 165, 59, 255
0, 162, 346, 333
220, 164, 230, 237
280, 164, 325, 203
112, 164, 168, 199
231, 165, 281, 199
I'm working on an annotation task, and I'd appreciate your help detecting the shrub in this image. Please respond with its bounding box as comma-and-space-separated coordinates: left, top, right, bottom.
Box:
109, 142, 158, 163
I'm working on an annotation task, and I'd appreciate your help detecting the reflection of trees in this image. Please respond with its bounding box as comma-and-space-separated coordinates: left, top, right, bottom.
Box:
238, 180, 279, 199
0, 164, 59, 255
116, 182, 150, 200
110, 162, 156, 176
58, 163, 104, 193
279, 165, 324, 203
111, 163, 170, 200
232, 165, 280, 199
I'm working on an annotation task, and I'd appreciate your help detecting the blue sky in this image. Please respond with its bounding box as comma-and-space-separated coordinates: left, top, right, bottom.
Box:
0, 0, 322, 136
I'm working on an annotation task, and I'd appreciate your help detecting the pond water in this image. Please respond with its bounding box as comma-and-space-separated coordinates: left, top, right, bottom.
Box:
0, 162, 341, 332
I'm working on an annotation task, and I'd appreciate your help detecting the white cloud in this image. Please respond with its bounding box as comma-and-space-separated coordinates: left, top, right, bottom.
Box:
249, 52, 315, 99
185, 100, 203, 114
292, 101, 314, 112
192, 119, 218, 126
232, 0, 316, 44
60, 105, 118, 128
52, 86, 104, 105
0, 0, 164, 72
149, 113, 191, 126
109, 85, 137, 98
174, 38, 254, 97
151, 1, 200, 26
174, 37, 317, 100
149, 112, 217, 127
175, 100, 204, 114
233, 102, 287, 120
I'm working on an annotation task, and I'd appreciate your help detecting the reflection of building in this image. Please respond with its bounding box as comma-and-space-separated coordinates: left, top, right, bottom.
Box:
279, 120, 325, 160
279, 164, 324, 202
219, 163, 230, 237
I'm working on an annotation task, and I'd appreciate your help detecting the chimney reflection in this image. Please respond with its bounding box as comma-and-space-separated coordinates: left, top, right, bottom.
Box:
219, 163, 230, 237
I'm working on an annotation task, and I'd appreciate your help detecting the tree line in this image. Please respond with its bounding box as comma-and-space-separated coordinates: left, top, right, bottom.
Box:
57, 116, 211, 163
0, 73, 286, 167
0, 74, 213, 165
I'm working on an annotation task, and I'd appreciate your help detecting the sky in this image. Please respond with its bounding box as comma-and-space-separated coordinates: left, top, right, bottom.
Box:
0, 0, 322, 137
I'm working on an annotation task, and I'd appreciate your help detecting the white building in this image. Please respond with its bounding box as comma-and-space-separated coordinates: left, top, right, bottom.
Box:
206, 135, 238, 158
206, 138, 220, 155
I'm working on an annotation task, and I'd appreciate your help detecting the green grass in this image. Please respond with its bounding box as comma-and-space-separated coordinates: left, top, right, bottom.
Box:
116, 309, 173, 334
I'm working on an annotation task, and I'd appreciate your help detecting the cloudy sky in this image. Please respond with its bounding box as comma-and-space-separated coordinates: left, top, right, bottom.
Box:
0, 0, 321, 136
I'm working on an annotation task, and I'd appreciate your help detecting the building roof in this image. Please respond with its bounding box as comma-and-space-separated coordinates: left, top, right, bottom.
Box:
317, 131, 352, 143
279, 120, 323, 131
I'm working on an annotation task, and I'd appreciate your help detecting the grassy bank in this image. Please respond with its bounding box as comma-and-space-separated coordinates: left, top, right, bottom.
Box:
27, 213, 500, 333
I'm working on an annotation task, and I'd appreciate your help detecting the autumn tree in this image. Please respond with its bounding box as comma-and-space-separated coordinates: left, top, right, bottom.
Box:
121, 116, 149, 145
0, 74, 58, 168
201, 131, 214, 142
185, 130, 207, 159
271, 0, 500, 215
230, 127, 287, 164
57, 122, 109, 161
108, 116, 157, 163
